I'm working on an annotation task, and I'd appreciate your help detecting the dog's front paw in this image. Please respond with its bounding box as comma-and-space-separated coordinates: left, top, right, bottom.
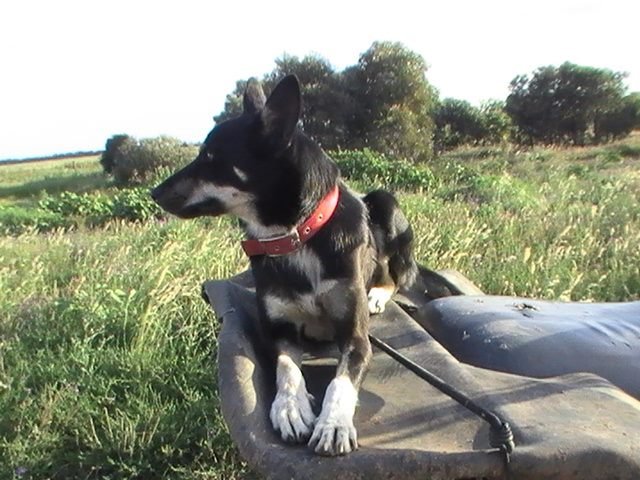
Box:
368, 286, 393, 314
309, 414, 358, 455
308, 376, 358, 456
270, 389, 316, 443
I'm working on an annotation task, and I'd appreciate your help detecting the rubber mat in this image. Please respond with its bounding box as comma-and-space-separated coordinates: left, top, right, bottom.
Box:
202, 270, 640, 480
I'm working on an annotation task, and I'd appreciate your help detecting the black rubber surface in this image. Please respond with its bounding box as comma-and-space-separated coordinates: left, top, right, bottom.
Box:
203, 270, 640, 479
416, 295, 640, 399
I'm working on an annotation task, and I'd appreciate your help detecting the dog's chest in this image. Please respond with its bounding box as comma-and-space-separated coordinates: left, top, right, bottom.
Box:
261, 249, 347, 342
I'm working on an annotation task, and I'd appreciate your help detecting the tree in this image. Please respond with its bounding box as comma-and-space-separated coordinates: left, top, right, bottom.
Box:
346, 41, 436, 162
264, 55, 354, 149
506, 62, 629, 145
213, 80, 249, 124
213, 42, 437, 162
433, 99, 512, 151
479, 100, 512, 145
433, 98, 485, 150
111, 136, 198, 185
594, 92, 640, 142
214, 55, 351, 150
100, 134, 131, 174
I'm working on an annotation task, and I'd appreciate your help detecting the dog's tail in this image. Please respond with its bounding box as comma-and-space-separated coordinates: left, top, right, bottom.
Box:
363, 190, 418, 290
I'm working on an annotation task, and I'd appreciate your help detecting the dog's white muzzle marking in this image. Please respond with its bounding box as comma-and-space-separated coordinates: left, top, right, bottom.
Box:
233, 166, 249, 183
270, 354, 316, 443
367, 286, 394, 314
309, 375, 358, 455
184, 183, 243, 209
182, 182, 261, 222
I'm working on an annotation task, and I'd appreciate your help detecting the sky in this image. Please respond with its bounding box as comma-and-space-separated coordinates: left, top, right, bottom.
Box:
1, 0, 638, 160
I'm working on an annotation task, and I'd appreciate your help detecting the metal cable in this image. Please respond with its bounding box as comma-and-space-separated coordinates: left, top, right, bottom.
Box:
369, 334, 515, 464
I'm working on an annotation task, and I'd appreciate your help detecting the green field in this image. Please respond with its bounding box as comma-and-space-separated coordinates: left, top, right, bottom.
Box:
0, 156, 108, 204
1, 137, 639, 478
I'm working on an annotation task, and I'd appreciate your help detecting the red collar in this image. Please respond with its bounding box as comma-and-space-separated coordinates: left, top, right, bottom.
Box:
241, 186, 340, 257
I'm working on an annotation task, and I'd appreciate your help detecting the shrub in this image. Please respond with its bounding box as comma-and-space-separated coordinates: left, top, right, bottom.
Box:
100, 134, 132, 174
479, 100, 513, 145
112, 136, 198, 185
331, 149, 435, 191
36, 188, 162, 229
439, 164, 539, 211
0, 205, 67, 235
111, 188, 162, 222
39, 191, 114, 218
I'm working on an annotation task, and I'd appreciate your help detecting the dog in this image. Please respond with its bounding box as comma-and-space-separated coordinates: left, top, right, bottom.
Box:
151, 75, 417, 456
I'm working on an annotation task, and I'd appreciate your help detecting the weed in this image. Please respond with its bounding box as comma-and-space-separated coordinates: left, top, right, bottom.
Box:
331, 149, 435, 191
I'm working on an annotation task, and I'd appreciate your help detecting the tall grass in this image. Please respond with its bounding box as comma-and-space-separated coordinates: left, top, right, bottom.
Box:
0, 219, 249, 479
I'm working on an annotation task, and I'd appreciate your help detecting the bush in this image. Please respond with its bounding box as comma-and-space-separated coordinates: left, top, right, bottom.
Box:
111, 188, 162, 222
331, 149, 435, 191
29, 188, 162, 232
439, 163, 539, 212
479, 100, 513, 145
39, 191, 114, 218
0, 205, 67, 235
111, 136, 198, 185
100, 134, 131, 174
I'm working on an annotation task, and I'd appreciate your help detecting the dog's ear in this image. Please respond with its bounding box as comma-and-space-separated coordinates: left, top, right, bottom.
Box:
261, 75, 301, 150
243, 78, 266, 114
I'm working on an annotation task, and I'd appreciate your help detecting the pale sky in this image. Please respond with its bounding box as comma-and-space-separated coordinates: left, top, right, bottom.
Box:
1, 0, 638, 160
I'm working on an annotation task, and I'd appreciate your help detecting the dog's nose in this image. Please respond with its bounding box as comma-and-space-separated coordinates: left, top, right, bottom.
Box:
150, 187, 160, 202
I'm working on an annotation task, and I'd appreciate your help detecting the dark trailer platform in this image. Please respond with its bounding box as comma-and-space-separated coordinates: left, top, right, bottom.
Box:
203, 268, 640, 480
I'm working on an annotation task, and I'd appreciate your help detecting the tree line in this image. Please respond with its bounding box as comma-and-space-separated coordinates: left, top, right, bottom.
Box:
214, 41, 640, 161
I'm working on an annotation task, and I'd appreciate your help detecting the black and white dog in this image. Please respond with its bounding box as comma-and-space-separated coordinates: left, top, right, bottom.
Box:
151, 75, 417, 456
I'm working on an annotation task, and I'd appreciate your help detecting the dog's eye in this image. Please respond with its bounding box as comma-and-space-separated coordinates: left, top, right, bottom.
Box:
205, 151, 214, 161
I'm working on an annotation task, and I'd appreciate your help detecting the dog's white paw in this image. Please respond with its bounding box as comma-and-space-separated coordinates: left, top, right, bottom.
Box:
271, 354, 316, 443
368, 286, 393, 315
308, 376, 358, 456
270, 388, 316, 443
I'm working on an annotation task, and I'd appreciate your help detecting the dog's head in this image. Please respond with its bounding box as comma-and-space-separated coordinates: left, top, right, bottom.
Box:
151, 75, 303, 222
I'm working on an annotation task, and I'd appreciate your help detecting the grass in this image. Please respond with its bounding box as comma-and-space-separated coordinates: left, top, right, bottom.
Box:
0, 157, 160, 235
1, 138, 639, 478
0, 156, 110, 205
0, 220, 249, 479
